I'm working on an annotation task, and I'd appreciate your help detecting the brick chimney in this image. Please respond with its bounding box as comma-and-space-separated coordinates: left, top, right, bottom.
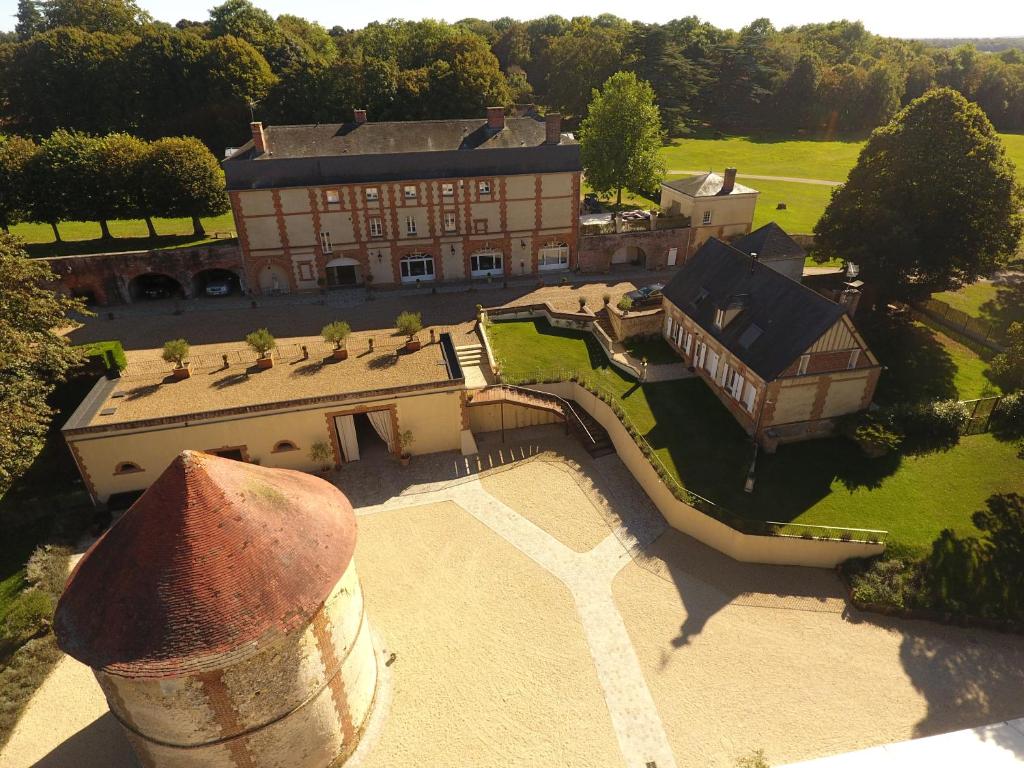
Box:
354, 109, 367, 124
486, 106, 505, 131
545, 112, 562, 145
250, 122, 266, 155
722, 167, 737, 194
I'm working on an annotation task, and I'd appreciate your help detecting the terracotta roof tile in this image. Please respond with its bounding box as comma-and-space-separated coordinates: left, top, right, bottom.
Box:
54, 451, 357, 678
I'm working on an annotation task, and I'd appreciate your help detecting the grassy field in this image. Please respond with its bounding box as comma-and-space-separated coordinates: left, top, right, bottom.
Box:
747, 178, 835, 233
487, 318, 1023, 553
933, 278, 1024, 333
8, 213, 236, 258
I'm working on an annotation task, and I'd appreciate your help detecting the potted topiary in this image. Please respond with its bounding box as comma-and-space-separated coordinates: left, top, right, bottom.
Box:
321, 320, 351, 361
398, 429, 415, 466
617, 295, 633, 315
309, 440, 333, 472
246, 328, 276, 369
162, 338, 191, 379
602, 293, 611, 306
396, 310, 423, 352
578, 296, 587, 312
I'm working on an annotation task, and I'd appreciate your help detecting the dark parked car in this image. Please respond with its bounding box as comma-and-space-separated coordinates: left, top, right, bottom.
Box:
624, 283, 665, 307
205, 278, 233, 297
143, 285, 172, 300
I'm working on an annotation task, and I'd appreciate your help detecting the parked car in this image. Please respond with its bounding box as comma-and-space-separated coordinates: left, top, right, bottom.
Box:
205, 278, 233, 297
582, 193, 603, 214
624, 283, 665, 307
142, 285, 172, 300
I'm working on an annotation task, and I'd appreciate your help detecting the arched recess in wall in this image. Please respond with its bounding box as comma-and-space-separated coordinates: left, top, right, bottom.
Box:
272, 440, 299, 453
257, 262, 291, 294
114, 461, 143, 475
399, 253, 435, 283
325, 257, 361, 287
469, 248, 503, 278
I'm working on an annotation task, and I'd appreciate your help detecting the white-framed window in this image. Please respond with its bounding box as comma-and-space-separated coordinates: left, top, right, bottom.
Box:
444, 212, 457, 232
714, 308, 726, 329
319, 231, 332, 254
478, 180, 491, 195
702, 209, 713, 225
369, 217, 383, 238
404, 185, 417, 199
848, 349, 861, 369
727, 369, 745, 400
470, 250, 503, 277
743, 381, 757, 412
400, 253, 435, 283
442, 183, 454, 197
326, 189, 340, 205
696, 340, 707, 368
406, 216, 417, 236
664, 316, 674, 338
365, 187, 378, 201
797, 354, 810, 375
705, 349, 719, 379
538, 243, 569, 271
681, 329, 690, 353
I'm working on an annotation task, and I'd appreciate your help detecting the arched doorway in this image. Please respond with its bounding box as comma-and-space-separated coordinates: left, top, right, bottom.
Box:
611, 244, 647, 267
257, 263, 291, 295
538, 242, 570, 272
193, 268, 241, 297
128, 273, 184, 301
325, 257, 361, 287
399, 253, 435, 283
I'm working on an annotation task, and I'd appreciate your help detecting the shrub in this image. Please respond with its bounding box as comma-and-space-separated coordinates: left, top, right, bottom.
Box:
77, 340, 127, 370
321, 321, 351, 349
849, 557, 919, 609
989, 322, 1024, 392
735, 749, 770, 768
578, 296, 587, 310
840, 411, 903, 457
602, 293, 611, 305
245, 328, 276, 358
161, 338, 190, 368
398, 429, 415, 456
1, 590, 54, 646
396, 311, 423, 339
993, 391, 1024, 438
617, 295, 633, 312
309, 440, 332, 470
893, 399, 969, 453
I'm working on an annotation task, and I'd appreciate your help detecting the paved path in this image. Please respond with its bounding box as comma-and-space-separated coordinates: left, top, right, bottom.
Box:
357, 473, 678, 768
667, 170, 844, 186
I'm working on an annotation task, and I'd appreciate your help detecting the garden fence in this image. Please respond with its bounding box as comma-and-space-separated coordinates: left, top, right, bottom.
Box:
960, 395, 1004, 436
914, 298, 1005, 347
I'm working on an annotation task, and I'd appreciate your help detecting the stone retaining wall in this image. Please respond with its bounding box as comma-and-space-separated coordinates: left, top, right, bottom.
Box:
578, 228, 692, 273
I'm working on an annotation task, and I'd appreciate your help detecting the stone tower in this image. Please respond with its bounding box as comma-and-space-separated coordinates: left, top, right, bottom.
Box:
54, 451, 378, 768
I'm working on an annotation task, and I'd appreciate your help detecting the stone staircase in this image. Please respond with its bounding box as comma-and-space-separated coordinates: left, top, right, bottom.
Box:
594, 308, 618, 342
455, 342, 484, 369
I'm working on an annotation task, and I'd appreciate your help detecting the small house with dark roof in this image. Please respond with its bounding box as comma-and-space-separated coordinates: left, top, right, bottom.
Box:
661, 237, 880, 446
660, 169, 759, 254
222, 108, 581, 294
731, 222, 807, 283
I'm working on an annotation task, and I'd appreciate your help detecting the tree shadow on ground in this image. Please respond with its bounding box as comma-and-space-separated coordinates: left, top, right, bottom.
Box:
29, 711, 136, 768
25, 234, 227, 260
862, 314, 960, 405
848, 611, 1024, 740
978, 277, 1024, 334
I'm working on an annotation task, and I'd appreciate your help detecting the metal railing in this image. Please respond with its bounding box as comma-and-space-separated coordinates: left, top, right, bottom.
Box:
490, 383, 601, 447
499, 365, 888, 544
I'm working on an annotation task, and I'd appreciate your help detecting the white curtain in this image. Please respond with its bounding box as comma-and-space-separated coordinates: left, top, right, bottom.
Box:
366, 410, 396, 453
335, 415, 360, 462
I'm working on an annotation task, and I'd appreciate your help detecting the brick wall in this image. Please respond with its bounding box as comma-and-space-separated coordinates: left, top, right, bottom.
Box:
578, 228, 691, 272
606, 304, 664, 341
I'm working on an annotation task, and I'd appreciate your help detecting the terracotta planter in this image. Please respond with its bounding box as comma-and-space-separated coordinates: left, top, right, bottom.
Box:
256, 356, 274, 370
399, 454, 411, 467
405, 339, 422, 353
332, 348, 348, 361
172, 364, 191, 380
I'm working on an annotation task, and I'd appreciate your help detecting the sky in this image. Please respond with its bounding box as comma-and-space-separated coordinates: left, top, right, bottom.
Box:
1, 0, 1022, 38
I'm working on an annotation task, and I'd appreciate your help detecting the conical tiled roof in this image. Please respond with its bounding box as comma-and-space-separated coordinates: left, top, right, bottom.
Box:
55, 451, 357, 678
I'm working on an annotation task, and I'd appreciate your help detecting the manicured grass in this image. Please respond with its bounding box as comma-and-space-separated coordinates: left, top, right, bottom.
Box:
662, 134, 864, 180
865, 316, 999, 403
77, 340, 127, 370
749, 178, 835, 234
9, 212, 236, 258
487, 318, 1023, 553
623, 336, 679, 365
933, 279, 1024, 334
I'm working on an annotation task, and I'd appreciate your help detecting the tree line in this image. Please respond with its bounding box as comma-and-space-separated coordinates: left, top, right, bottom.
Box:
0, 131, 229, 239
2, 1, 1024, 154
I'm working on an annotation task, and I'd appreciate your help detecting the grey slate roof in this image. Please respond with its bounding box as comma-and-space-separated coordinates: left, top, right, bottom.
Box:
231, 118, 573, 161
223, 117, 580, 190
662, 237, 846, 381
732, 222, 807, 261
661, 172, 757, 197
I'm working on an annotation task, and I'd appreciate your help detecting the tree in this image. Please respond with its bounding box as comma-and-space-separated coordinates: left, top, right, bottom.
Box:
40, 0, 150, 34
162, 339, 190, 368
321, 321, 351, 350
0, 135, 37, 232
542, 18, 629, 117
245, 328, 275, 358
580, 71, 665, 207
144, 137, 229, 236
815, 88, 1024, 304
22, 129, 96, 242
991, 322, 1024, 392
396, 311, 422, 340
0, 234, 86, 495
771, 53, 822, 130
80, 133, 149, 239
15, 0, 43, 40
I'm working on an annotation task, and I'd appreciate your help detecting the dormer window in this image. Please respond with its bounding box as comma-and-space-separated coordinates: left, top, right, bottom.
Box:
365, 187, 379, 201
478, 181, 491, 195
714, 308, 726, 328
404, 185, 417, 200
325, 190, 340, 205
442, 183, 454, 197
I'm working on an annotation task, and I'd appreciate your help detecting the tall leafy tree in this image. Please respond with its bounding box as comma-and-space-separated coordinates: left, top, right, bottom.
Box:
543, 17, 630, 117
15, 0, 43, 41
0, 134, 37, 232
815, 88, 1024, 304
40, 0, 150, 34
580, 71, 665, 207
81, 133, 149, 239
144, 137, 230, 236
22, 129, 95, 242
0, 234, 86, 495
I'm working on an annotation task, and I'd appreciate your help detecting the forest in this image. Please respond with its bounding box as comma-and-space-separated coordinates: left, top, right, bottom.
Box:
2, 0, 1023, 154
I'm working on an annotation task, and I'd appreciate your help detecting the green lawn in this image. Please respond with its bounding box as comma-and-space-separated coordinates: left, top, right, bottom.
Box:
8, 212, 236, 258
933, 279, 1024, 334
487, 318, 1023, 554
662, 134, 864, 180
748, 178, 835, 234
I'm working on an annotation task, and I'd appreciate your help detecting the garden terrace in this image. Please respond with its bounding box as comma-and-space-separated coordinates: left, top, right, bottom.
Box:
485, 318, 1024, 554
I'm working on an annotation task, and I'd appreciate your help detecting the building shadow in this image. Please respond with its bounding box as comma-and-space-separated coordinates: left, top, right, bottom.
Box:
31, 712, 136, 768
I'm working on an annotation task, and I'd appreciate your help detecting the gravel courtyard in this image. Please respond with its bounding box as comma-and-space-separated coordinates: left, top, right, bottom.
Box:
3, 427, 1023, 768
